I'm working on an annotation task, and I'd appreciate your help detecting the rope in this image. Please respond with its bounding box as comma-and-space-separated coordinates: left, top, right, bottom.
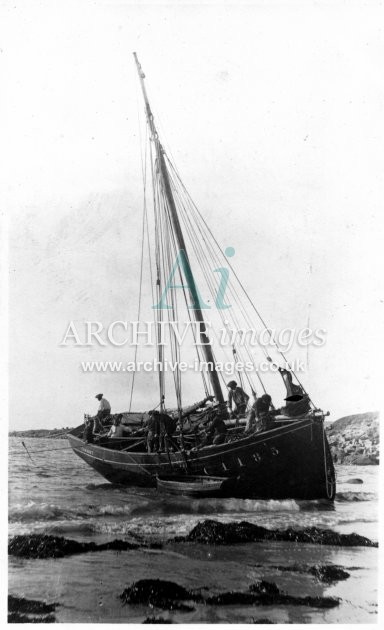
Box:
166, 156, 310, 400
129, 129, 147, 411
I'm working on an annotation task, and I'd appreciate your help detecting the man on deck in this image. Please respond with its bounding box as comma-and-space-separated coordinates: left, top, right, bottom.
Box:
157, 411, 177, 452
227, 381, 249, 417
146, 410, 159, 453
205, 413, 228, 445
245, 393, 273, 433
107, 416, 125, 438
95, 394, 111, 422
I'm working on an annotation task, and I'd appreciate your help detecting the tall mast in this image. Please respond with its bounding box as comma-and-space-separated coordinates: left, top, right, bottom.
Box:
133, 53, 225, 406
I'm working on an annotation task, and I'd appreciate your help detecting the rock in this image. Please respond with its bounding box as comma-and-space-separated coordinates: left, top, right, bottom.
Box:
345, 478, 363, 484
179, 519, 378, 547
326, 411, 379, 465
184, 520, 270, 545
251, 619, 275, 624
120, 579, 195, 612
8, 612, 56, 623
8, 595, 57, 615
8, 595, 58, 624
309, 565, 350, 583
205, 589, 339, 608
8, 534, 143, 559
267, 564, 350, 583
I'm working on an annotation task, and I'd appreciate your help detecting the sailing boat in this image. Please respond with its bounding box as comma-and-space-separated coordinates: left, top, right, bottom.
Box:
68, 55, 336, 500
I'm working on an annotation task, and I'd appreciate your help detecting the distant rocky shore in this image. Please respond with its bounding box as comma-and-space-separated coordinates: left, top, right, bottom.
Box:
8, 428, 72, 439
326, 411, 379, 465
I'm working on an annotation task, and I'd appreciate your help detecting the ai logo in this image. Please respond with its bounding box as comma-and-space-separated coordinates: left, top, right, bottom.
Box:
153, 247, 235, 310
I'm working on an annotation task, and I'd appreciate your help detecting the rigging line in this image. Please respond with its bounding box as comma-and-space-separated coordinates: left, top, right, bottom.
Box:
152, 154, 166, 405
157, 180, 168, 407
171, 226, 210, 397
170, 165, 271, 362
150, 154, 168, 408
129, 128, 148, 412
161, 154, 264, 399
167, 158, 295, 367
167, 160, 312, 402
163, 208, 183, 408
167, 202, 210, 403
157, 164, 178, 407
21, 441, 37, 465
159, 187, 232, 398
168, 170, 267, 394
164, 189, 192, 408
166, 164, 262, 346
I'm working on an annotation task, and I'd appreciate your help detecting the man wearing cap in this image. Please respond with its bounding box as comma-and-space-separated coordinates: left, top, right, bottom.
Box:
227, 381, 249, 417
95, 394, 111, 423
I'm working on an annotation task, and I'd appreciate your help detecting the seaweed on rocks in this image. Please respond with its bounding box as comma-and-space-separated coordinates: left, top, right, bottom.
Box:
120, 579, 195, 612
8, 595, 58, 623
8, 612, 56, 623
265, 564, 350, 583
8, 595, 57, 614
309, 565, 350, 582
180, 519, 377, 547
206, 583, 339, 609
119, 578, 339, 612
8, 534, 158, 559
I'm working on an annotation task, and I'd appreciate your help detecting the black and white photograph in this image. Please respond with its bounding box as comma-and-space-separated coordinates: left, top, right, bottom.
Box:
3, 0, 383, 625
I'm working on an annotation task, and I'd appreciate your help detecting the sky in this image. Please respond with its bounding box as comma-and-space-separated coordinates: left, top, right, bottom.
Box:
3, 0, 384, 430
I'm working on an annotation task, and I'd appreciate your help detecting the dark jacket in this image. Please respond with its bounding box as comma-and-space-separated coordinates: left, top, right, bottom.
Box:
208, 416, 227, 437
147, 415, 160, 434
158, 413, 177, 436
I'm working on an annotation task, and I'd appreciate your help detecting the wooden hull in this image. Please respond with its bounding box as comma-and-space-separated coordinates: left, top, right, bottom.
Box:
68, 415, 336, 500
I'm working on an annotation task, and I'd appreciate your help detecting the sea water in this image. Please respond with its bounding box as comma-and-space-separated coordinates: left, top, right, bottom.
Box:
8, 437, 379, 623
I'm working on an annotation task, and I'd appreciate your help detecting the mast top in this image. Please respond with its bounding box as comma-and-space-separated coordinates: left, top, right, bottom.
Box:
133, 52, 225, 407
133, 53, 158, 142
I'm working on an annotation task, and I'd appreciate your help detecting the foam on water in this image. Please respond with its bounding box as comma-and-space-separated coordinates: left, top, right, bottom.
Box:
8, 438, 379, 623
8, 438, 379, 542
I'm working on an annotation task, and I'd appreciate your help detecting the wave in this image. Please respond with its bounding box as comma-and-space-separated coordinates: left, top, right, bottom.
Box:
335, 492, 377, 502
8, 501, 137, 523
9, 496, 302, 524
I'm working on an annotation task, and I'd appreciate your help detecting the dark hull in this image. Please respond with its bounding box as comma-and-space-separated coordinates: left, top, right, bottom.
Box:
68, 416, 336, 500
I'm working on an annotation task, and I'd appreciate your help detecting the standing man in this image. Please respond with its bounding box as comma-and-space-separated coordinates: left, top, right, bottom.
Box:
227, 381, 249, 417
95, 393, 111, 423
158, 411, 178, 452
146, 410, 160, 453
